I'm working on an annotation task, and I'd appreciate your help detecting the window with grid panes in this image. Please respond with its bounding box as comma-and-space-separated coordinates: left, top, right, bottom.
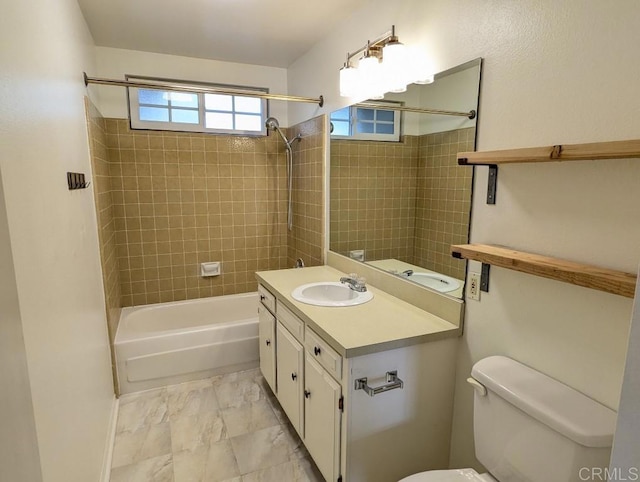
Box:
127, 76, 268, 136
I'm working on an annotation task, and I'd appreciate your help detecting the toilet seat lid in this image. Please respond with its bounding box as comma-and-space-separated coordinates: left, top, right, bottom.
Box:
399, 468, 497, 482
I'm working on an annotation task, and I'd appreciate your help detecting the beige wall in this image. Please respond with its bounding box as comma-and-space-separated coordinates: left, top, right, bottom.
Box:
288, 0, 640, 470
286, 115, 328, 268
0, 0, 116, 480
94, 46, 289, 124
104, 119, 288, 305
0, 171, 43, 482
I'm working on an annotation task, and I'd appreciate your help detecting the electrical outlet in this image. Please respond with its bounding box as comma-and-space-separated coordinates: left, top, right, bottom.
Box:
468, 272, 481, 301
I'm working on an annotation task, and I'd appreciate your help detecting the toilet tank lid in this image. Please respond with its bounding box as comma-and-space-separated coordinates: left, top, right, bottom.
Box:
471, 356, 617, 448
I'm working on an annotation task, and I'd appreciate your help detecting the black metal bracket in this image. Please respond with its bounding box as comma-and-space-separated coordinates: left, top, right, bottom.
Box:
480, 263, 491, 292
486, 165, 498, 204
67, 172, 90, 190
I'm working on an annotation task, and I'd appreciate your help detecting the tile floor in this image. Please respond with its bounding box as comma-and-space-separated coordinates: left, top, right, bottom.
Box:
110, 368, 324, 482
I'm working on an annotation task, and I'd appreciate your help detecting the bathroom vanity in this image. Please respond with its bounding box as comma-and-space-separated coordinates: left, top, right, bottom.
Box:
256, 265, 461, 482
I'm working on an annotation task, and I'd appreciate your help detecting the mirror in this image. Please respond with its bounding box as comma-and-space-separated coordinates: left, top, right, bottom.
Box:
329, 58, 482, 299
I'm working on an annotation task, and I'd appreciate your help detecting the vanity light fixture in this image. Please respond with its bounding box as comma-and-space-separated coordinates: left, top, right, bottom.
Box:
339, 25, 431, 98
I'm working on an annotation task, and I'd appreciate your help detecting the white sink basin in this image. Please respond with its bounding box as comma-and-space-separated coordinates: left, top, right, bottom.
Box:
407, 273, 460, 293
291, 282, 374, 307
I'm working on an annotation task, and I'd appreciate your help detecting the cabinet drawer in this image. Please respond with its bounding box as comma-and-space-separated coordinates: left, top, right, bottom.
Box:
305, 328, 342, 381
258, 284, 276, 314
276, 302, 304, 342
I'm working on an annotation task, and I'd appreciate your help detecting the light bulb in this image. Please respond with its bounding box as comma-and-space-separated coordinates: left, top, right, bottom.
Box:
359, 54, 385, 100
382, 40, 408, 93
339, 64, 358, 97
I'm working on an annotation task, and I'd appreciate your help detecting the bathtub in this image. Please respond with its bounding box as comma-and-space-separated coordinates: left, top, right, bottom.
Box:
115, 292, 259, 394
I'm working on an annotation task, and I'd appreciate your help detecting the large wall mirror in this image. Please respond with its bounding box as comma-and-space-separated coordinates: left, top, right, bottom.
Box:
329, 58, 482, 300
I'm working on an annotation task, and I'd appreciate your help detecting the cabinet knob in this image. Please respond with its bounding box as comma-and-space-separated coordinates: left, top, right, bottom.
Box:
291, 372, 297, 381
265, 339, 271, 346
314, 346, 321, 356
304, 389, 311, 399
260, 294, 266, 301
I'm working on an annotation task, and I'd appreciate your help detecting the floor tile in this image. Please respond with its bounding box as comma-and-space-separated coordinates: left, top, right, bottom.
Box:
173, 439, 240, 482
171, 409, 227, 453
241, 456, 324, 482
167, 379, 219, 420
110, 453, 173, 482
230, 425, 298, 475
111, 370, 320, 482
213, 369, 265, 409
117, 388, 168, 433
112, 422, 172, 469
222, 399, 280, 438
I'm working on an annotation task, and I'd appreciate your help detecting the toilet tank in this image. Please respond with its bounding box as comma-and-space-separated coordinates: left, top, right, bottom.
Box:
471, 356, 617, 482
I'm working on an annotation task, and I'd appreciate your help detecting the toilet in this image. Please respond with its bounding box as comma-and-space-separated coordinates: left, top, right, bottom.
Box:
401, 356, 617, 482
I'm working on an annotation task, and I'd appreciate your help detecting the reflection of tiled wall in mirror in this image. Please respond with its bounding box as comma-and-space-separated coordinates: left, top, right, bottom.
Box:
414, 128, 474, 280
330, 136, 419, 262
330, 126, 473, 280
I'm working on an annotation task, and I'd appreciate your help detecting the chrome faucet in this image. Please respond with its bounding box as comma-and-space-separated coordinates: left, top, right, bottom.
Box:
340, 275, 367, 292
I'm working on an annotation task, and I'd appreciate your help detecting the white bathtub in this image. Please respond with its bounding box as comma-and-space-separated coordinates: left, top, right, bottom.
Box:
115, 292, 259, 394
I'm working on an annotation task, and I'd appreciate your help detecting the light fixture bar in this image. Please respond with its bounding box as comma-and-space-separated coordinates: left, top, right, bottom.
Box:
356, 102, 477, 119
346, 29, 394, 63
83, 73, 324, 107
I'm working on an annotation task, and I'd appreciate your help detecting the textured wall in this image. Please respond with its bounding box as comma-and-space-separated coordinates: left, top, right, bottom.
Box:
105, 119, 288, 306
286, 115, 326, 268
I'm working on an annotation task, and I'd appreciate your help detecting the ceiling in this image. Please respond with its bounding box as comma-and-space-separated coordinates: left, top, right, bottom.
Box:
77, 0, 369, 68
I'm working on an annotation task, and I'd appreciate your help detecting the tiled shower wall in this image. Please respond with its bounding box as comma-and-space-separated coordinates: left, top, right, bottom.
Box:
104, 119, 289, 306
330, 137, 419, 261
414, 128, 474, 279
85, 99, 122, 342
286, 116, 326, 267
330, 128, 473, 280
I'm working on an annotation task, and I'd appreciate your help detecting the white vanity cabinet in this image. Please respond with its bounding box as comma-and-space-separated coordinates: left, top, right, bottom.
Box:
258, 286, 277, 393
256, 279, 459, 482
275, 321, 304, 436
304, 351, 342, 482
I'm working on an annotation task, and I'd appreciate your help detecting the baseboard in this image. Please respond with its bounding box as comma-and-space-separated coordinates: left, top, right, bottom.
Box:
100, 396, 119, 482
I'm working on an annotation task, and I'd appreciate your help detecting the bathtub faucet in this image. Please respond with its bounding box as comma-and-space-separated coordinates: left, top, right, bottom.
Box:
340, 275, 367, 292
400, 269, 414, 277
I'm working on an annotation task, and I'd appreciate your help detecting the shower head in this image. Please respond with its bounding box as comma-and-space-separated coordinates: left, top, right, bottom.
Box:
265, 117, 280, 131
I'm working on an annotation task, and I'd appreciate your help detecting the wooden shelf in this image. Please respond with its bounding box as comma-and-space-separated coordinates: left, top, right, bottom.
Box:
451, 244, 637, 298
458, 138, 640, 165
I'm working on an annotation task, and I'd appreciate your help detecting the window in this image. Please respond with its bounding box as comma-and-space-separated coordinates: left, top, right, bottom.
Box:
330, 104, 401, 141
128, 76, 268, 136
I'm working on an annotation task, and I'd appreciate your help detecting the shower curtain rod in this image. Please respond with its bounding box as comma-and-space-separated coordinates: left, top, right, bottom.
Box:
83, 73, 324, 107
356, 102, 476, 119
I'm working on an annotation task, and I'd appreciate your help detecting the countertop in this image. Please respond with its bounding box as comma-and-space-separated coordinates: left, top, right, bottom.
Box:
256, 266, 461, 358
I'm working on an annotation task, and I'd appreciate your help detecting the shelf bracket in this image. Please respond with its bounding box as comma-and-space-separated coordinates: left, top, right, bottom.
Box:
487, 165, 498, 204
480, 263, 491, 292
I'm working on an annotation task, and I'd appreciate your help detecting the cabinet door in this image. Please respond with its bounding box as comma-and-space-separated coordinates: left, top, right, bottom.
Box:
304, 352, 342, 482
258, 304, 276, 393
276, 322, 304, 436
